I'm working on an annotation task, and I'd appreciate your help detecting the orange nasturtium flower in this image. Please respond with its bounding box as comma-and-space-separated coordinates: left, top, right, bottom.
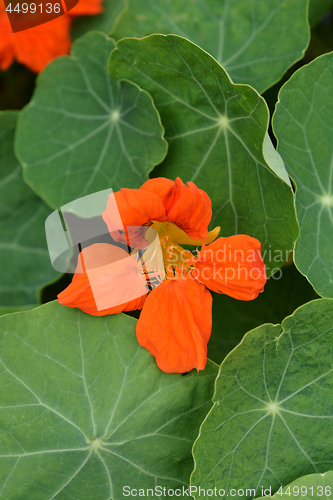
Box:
58, 178, 267, 373
0, 0, 103, 73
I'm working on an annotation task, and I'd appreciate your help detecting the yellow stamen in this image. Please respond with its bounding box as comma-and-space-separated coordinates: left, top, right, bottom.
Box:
150, 221, 220, 274
152, 221, 220, 246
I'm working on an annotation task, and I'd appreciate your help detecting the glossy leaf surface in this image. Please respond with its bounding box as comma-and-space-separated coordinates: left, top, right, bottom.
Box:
192, 299, 333, 500
0, 302, 218, 499
109, 35, 299, 275
273, 52, 333, 297
112, 0, 309, 94
16, 32, 167, 209
0, 111, 58, 306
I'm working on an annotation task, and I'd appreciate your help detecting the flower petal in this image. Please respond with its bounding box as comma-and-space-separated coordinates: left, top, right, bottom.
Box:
136, 276, 212, 373
164, 178, 212, 239
58, 243, 147, 315
102, 188, 166, 234
13, 16, 71, 73
141, 177, 212, 239
0, 0, 101, 73
140, 177, 174, 205
193, 235, 267, 300
0, 13, 15, 70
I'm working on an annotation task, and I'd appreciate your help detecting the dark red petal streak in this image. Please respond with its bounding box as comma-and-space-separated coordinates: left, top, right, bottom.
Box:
194, 235, 266, 300
136, 277, 212, 373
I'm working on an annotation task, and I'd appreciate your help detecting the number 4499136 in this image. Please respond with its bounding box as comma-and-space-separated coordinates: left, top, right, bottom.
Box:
6, 3, 61, 14
275, 485, 331, 497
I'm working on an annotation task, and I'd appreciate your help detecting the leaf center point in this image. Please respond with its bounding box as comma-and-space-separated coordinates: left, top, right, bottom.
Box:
87, 437, 105, 453
218, 115, 229, 128
321, 195, 333, 207
111, 109, 120, 122
266, 402, 280, 414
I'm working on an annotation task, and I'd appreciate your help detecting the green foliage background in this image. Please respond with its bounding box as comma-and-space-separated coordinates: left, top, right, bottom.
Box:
0, 0, 333, 498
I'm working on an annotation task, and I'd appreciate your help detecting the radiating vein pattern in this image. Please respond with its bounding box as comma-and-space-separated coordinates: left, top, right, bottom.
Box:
273, 53, 333, 298
0, 112, 57, 306
191, 299, 333, 500
0, 302, 218, 499
16, 32, 167, 209
112, 0, 309, 93
109, 35, 298, 275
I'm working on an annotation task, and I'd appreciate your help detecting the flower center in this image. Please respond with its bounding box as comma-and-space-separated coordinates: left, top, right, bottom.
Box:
151, 221, 220, 277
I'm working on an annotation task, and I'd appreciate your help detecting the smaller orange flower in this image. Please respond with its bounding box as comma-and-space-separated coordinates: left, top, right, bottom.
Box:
0, 0, 103, 73
58, 177, 267, 373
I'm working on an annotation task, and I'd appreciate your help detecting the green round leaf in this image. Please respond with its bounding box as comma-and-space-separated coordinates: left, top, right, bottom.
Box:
273, 52, 333, 298
109, 35, 299, 275
191, 298, 333, 500
112, 0, 309, 94
16, 32, 167, 209
208, 263, 319, 364
258, 470, 333, 499
0, 302, 218, 499
0, 111, 58, 306
0, 305, 38, 317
